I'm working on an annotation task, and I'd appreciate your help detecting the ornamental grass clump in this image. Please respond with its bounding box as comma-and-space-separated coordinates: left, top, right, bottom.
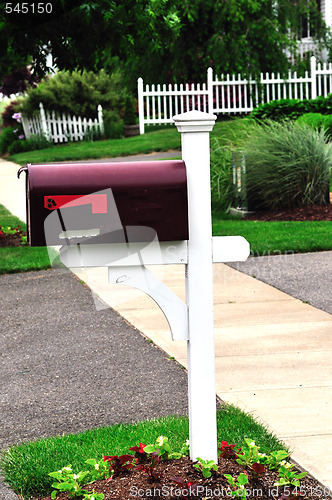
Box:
241, 120, 332, 211
210, 138, 233, 212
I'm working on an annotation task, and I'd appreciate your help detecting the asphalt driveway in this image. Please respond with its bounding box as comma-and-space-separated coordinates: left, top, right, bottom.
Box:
0, 268, 189, 499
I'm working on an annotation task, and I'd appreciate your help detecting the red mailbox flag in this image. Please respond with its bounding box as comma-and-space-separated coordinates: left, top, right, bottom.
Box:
44, 194, 108, 214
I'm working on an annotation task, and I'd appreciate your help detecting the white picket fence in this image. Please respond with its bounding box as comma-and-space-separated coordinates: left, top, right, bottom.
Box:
138, 56, 332, 134
21, 103, 104, 143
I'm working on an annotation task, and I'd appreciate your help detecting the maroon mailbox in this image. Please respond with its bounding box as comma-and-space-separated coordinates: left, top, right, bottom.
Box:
18, 161, 189, 246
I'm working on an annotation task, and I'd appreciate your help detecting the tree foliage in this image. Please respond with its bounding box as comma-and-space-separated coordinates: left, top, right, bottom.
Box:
150, 0, 331, 82
0, 0, 330, 91
0, 67, 39, 96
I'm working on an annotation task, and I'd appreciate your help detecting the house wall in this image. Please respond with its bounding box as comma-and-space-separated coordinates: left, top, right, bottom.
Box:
322, 0, 332, 28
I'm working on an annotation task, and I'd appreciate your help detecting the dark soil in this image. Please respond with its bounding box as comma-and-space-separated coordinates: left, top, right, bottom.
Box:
0, 227, 26, 246
0, 233, 23, 246
244, 203, 332, 221
39, 456, 331, 500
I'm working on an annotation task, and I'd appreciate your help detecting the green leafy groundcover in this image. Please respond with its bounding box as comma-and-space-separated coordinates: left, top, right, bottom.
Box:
46, 437, 299, 500
0, 406, 287, 499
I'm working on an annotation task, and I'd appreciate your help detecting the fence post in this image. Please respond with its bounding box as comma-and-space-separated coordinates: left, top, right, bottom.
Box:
311, 56, 317, 100
39, 102, 50, 140
207, 67, 214, 114
173, 110, 218, 463
21, 115, 31, 139
97, 105, 104, 136
138, 77, 145, 135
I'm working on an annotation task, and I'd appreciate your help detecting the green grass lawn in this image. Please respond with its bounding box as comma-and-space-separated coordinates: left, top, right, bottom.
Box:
0, 203, 24, 228
213, 212, 332, 255
0, 404, 287, 499
8, 127, 182, 165
8, 118, 249, 166
0, 205, 53, 274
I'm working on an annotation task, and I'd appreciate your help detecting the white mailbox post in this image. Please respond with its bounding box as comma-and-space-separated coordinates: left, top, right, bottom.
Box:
174, 111, 218, 462
55, 111, 250, 463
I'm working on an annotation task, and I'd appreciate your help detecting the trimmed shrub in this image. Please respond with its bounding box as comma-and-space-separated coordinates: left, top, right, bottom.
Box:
296, 112, 326, 130
7, 134, 52, 155
123, 96, 137, 126
240, 120, 331, 210
296, 113, 332, 139
0, 127, 17, 154
250, 98, 309, 122
7, 139, 26, 155
251, 93, 332, 122
309, 94, 332, 115
323, 115, 332, 138
210, 139, 233, 212
103, 110, 124, 139
18, 69, 126, 118
17, 69, 129, 137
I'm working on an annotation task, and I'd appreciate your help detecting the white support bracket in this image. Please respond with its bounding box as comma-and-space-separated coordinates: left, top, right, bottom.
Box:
59, 235, 249, 344
108, 265, 188, 341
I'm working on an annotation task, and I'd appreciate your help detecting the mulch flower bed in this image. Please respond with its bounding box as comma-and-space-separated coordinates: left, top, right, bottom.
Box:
0, 225, 26, 246
39, 456, 331, 500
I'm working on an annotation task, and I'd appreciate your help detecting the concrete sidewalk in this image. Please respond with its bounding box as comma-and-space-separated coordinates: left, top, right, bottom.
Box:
72, 263, 332, 490
1, 158, 332, 490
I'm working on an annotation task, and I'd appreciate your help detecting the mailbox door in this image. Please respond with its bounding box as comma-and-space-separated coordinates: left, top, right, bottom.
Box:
21, 161, 188, 246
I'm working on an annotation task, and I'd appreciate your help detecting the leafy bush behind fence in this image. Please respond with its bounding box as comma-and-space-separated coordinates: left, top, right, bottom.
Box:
296, 113, 332, 139
250, 94, 332, 122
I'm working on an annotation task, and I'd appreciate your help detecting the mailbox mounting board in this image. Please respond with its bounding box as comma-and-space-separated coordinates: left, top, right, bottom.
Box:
20, 161, 189, 246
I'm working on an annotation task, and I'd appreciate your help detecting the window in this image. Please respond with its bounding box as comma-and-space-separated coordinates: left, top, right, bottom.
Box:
301, 0, 322, 39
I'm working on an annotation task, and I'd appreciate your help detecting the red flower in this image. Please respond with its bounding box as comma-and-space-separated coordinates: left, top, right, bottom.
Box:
218, 440, 240, 459
138, 443, 146, 453
129, 443, 146, 454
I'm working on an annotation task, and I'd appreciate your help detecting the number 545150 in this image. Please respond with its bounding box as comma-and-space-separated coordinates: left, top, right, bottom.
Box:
6, 3, 53, 14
